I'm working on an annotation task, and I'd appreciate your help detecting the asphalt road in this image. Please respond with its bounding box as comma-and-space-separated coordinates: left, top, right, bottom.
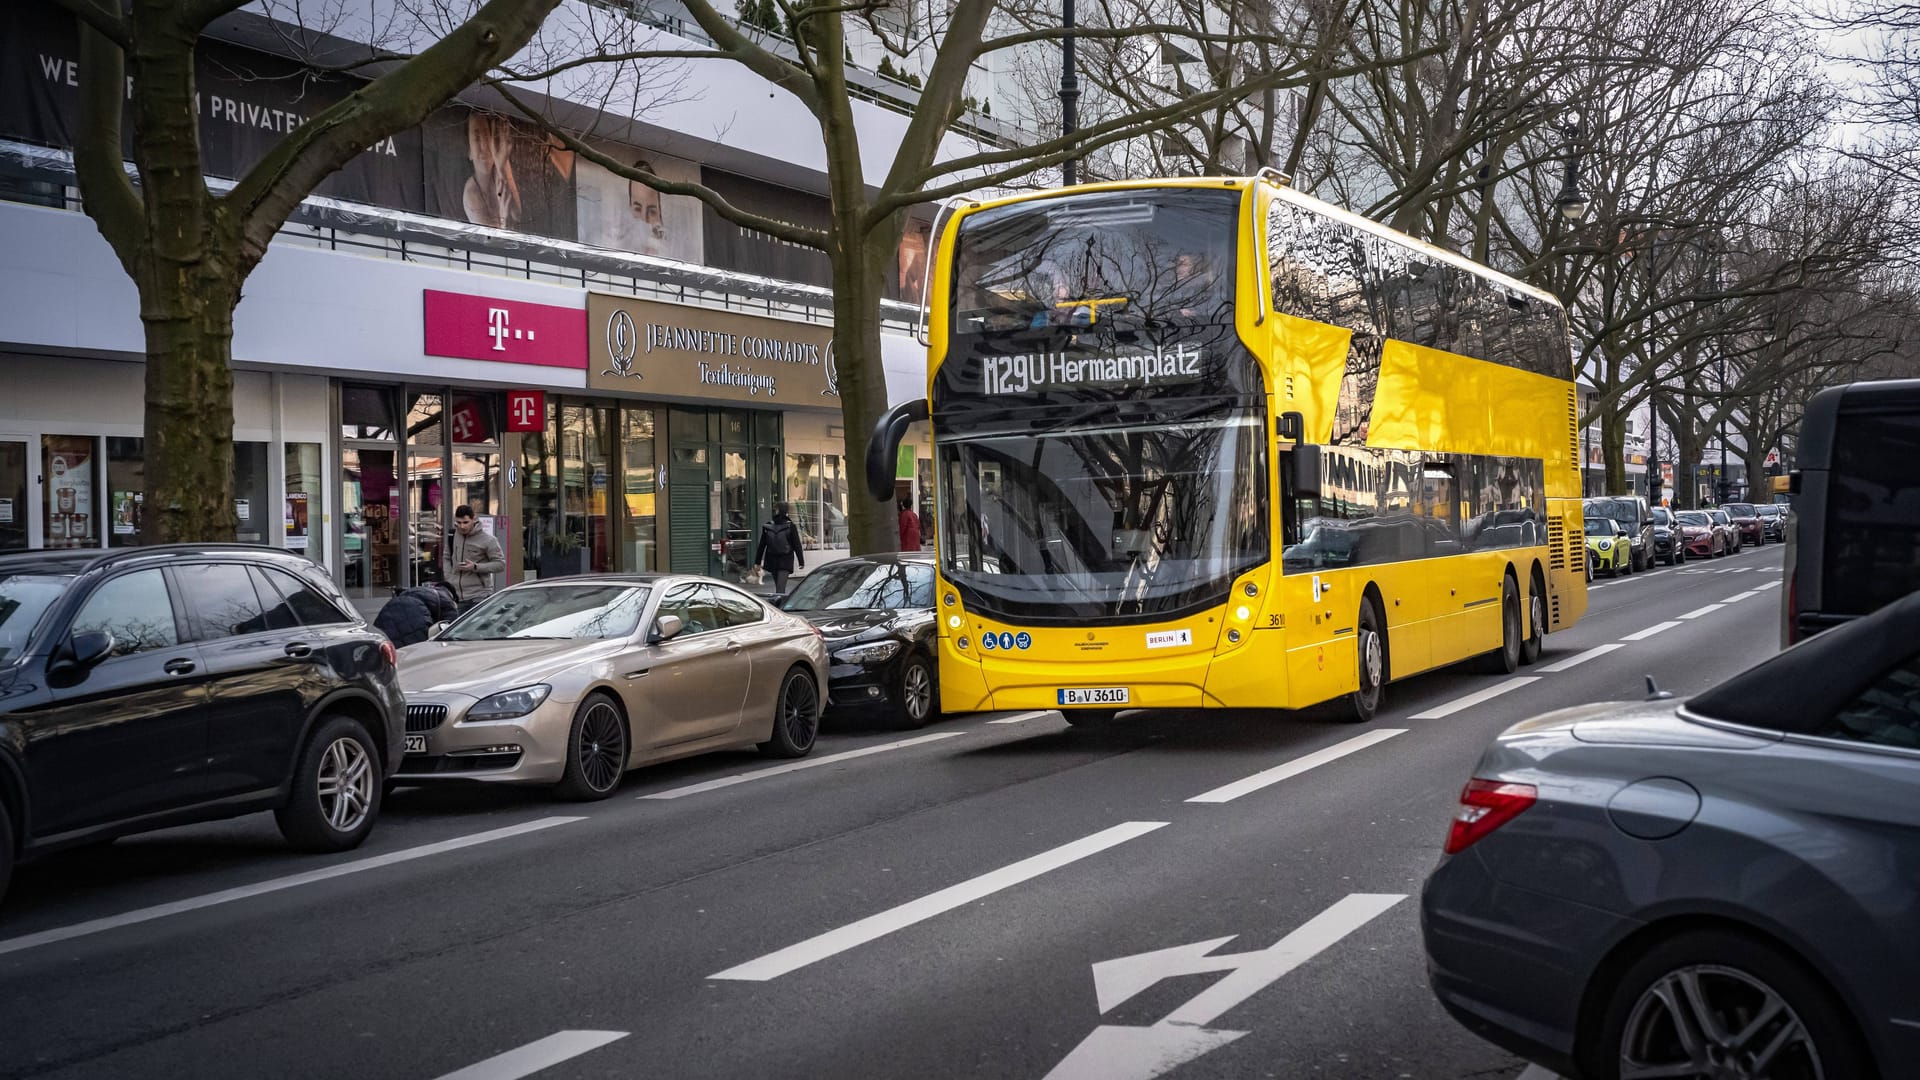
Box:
0, 546, 1788, 1080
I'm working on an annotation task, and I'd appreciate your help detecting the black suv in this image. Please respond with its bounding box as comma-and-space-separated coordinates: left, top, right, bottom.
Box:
0, 546, 405, 900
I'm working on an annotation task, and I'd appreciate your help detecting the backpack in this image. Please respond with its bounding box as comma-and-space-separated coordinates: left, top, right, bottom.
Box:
765, 521, 793, 557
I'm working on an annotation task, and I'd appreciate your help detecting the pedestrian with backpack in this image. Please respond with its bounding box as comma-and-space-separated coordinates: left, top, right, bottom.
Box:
755, 502, 805, 594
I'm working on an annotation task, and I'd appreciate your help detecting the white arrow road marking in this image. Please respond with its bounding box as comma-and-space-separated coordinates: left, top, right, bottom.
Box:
709, 821, 1168, 981
1409, 677, 1539, 720
0, 817, 584, 958
639, 732, 963, 799
431, 1030, 628, 1080
1186, 729, 1404, 804
1045, 893, 1406, 1080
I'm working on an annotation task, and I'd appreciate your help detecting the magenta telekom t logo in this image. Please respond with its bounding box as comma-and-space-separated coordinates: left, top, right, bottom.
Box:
487, 306, 538, 352
510, 393, 540, 429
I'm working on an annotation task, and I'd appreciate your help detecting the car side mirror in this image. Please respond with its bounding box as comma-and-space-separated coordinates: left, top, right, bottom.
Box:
54, 630, 115, 676
650, 614, 685, 644
428, 621, 450, 640
1289, 444, 1323, 498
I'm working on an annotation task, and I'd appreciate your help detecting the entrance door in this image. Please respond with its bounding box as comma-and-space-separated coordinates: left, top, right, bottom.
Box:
0, 438, 28, 551
719, 449, 750, 581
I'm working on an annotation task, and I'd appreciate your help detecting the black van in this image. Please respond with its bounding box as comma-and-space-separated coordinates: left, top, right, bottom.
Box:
1783, 379, 1920, 645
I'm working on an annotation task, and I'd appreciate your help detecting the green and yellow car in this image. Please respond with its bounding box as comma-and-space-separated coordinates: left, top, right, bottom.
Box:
1586, 516, 1633, 577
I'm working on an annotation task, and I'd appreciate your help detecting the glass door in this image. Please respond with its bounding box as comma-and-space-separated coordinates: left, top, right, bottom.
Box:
719, 449, 750, 581
0, 438, 28, 551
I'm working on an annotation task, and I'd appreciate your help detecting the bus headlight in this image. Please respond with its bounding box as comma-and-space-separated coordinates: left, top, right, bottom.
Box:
948, 614, 963, 629
1234, 605, 1252, 621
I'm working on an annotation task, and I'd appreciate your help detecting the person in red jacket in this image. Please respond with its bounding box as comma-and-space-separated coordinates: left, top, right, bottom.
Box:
898, 498, 922, 551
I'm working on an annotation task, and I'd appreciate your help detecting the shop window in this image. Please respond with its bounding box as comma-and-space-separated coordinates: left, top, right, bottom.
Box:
784, 453, 849, 551
234, 441, 271, 545
341, 386, 395, 441
622, 409, 659, 571
43, 435, 100, 550
107, 437, 145, 548
286, 442, 322, 565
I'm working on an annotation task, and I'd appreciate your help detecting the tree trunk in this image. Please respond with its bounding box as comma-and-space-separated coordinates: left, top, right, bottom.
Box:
1600, 407, 1628, 495
829, 208, 901, 556
139, 262, 241, 542
1673, 424, 1705, 509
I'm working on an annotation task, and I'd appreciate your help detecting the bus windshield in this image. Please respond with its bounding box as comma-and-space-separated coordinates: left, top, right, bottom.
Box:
952, 189, 1238, 334
937, 403, 1268, 623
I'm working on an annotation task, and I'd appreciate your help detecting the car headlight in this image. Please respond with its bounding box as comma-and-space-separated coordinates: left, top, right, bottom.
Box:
466, 684, 553, 721
834, 640, 902, 665
1598, 540, 1612, 550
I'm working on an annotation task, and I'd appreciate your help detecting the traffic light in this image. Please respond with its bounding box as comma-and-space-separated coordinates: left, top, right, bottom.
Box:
1648, 475, 1663, 504
1715, 480, 1732, 503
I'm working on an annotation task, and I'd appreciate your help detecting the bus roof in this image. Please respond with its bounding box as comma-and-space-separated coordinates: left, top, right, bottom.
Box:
950, 175, 1562, 312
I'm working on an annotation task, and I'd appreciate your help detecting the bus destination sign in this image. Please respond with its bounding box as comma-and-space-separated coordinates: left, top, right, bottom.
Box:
978, 342, 1204, 396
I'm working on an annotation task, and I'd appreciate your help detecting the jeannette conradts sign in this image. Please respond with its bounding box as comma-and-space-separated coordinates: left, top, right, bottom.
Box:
587, 294, 838, 405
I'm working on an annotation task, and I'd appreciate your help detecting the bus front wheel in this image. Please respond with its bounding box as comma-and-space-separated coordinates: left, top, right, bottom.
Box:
1342, 602, 1385, 724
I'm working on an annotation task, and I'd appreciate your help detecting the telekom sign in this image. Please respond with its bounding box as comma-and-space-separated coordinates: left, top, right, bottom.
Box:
422, 290, 587, 368
506, 390, 545, 432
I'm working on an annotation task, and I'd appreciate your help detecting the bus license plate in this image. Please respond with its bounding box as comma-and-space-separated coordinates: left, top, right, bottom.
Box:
1058, 687, 1129, 706
404, 735, 427, 754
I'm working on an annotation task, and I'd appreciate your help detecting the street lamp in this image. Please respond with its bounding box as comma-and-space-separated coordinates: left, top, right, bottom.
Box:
1555, 119, 1589, 223
1059, 0, 1080, 186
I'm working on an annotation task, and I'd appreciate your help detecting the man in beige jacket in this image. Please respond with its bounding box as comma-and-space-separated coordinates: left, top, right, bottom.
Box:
445, 505, 506, 610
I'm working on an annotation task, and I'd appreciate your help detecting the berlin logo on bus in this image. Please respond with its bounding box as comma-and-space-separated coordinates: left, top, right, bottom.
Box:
980, 342, 1203, 395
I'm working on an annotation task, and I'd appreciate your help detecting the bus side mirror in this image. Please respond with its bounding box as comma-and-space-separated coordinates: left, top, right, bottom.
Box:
866, 398, 930, 502
1788, 470, 1802, 495
1289, 444, 1323, 498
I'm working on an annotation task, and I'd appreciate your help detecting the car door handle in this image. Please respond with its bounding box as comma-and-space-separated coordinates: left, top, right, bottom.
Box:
623, 669, 649, 679
164, 657, 196, 675
726, 639, 744, 652
284, 642, 314, 658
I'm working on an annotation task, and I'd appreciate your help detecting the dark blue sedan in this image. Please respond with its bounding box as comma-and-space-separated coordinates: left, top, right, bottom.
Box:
1422, 591, 1920, 1080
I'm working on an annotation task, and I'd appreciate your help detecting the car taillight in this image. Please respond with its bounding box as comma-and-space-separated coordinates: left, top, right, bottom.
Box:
380, 640, 397, 668
1444, 778, 1537, 854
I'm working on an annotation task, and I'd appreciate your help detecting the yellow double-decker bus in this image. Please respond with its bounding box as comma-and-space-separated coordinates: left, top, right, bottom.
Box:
866, 175, 1586, 723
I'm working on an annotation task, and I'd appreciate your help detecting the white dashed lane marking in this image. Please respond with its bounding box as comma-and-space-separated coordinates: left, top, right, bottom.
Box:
1621, 621, 1681, 641
1536, 644, 1625, 672
1187, 729, 1406, 804
1409, 677, 1540, 720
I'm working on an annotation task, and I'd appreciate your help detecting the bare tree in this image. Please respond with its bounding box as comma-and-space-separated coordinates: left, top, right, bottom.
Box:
59, 0, 561, 541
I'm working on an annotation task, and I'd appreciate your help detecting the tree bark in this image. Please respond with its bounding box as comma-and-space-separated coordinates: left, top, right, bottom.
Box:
140, 266, 242, 541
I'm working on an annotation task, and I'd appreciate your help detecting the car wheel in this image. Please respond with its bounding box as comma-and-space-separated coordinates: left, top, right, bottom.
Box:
760, 668, 820, 758
894, 652, 938, 729
1063, 709, 1119, 726
275, 714, 382, 852
1587, 929, 1869, 1080
1520, 578, 1546, 665
1481, 577, 1522, 674
555, 692, 629, 801
1342, 599, 1386, 722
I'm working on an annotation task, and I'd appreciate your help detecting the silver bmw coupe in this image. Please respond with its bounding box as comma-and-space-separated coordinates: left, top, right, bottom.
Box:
392, 574, 827, 799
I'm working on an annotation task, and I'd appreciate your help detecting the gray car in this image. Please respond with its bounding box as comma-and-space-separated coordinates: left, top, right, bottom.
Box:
1422, 590, 1920, 1080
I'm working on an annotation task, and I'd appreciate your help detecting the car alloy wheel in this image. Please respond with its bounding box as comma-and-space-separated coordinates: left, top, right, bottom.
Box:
576, 700, 626, 795
1620, 965, 1823, 1080
761, 669, 820, 757
898, 653, 935, 728
317, 737, 376, 834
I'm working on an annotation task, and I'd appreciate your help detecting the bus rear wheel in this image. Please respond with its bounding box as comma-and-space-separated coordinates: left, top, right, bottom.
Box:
1481, 576, 1522, 674
1341, 601, 1385, 724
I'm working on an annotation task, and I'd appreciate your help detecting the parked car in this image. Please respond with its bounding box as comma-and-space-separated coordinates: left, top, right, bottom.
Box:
0, 545, 404, 901
779, 553, 941, 728
1583, 496, 1654, 572
1721, 501, 1766, 546
1753, 502, 1787, 541
1422, 589, 1920, 1080
1584, 517, 1633, 577
1708, 508, 1741, 554
393, 574, 828, 800
1672, 510, 1722, 558
1783, 378, 1920, 645
1649, 507, 1688, 566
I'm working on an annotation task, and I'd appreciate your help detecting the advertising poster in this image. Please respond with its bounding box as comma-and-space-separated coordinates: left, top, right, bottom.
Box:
285, 493, 311, 550
44, 435, 94, 549
112, 490, 140, 535
576, 150, 705, 264
423, 107, 577, 240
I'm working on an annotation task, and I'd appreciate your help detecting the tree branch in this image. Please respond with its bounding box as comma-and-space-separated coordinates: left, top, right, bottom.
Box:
71, 18, 144, 275
494, 85, 831, 250
224, 0, 563, 263
676, 0, 824, 115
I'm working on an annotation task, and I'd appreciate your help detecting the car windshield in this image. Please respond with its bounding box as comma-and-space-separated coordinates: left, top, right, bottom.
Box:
0, 575, 70, 662
784, 561, 934, 611
1585, 498, 1637, 529
1652, 508, 1673, 525
1585, 520, 1620, 536
1676, 511, 1711, 526
442, 584, 650, 641
1724, 503, 1755, 516
1712, 511, 1730, 523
